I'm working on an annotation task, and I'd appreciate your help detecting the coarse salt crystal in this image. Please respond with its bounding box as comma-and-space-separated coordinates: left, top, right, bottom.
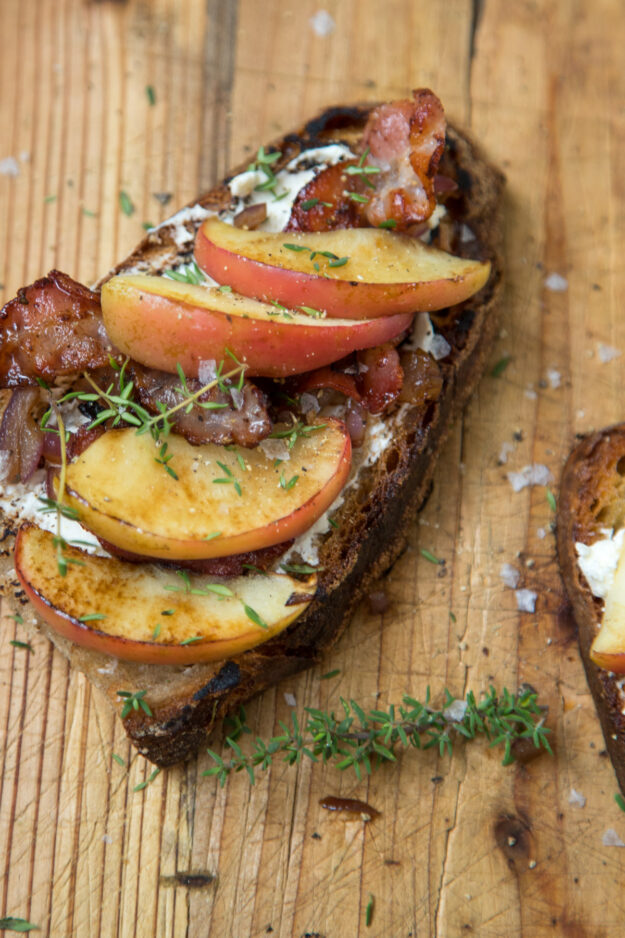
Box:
603, 829, 625, 847
0, 156, 19, 177
507, 464, 553, 492
544, 273, 568, 292
498, 441, 515, 465
598, 343, 621, 364
537, 527, 546, 539
546, 368, 561, 388
284, 692, 297, 707
259, 438, 290, 462
443, 699, 468, 722
568, 788, 586, 807
309, 9, 335, 36
198, 359, 217, 384
300, 392, 320, 415
515, 589, 537, 613
500, 563, 520, 588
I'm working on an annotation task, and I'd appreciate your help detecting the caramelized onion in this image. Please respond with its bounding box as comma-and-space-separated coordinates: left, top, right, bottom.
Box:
0, 388, 44, 482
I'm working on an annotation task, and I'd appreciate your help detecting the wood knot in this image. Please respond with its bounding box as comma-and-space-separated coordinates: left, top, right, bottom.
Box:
493, 813, 533, 868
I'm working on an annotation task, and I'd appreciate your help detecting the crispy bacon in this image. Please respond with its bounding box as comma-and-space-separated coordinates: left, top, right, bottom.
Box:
286, 89, 446, 235
363, 88, 446, 229
0, 270, 112, 387
96, 536, 294, 576
358, 344, 403, 414
130, 363, 272, 448
398, 348, 443, 406
0, 387, 45, 482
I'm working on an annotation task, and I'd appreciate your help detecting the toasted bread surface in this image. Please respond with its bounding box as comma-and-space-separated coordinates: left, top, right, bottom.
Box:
0, 106, 505, 766
557, 426, 625, 793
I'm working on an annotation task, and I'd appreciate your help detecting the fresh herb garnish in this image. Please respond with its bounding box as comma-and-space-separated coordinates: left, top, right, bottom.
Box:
8, 613, 24, 625
365, 894, 375, 927
279, 471, 299, 491
343, 190, 369, 204
243, 605, 268, 630
44, 194, 57, 203
82, 207, 96, 217
269, 420, 327, 450
615, 792, 625, 813
546, 488, 557, 512
344, 148, 380, 188
218, 284, 232, 293
0, 918, 40, 932
180, 636, 203, 646
162, 260, 205, 285
247, 146, 283, 198
420, 548, 443, 565
203, 686, 551, 785
119, 190, 135, 217
491, 356, 511, 377
145, 85, 156, 106
117, 689, 152, 719
78, 613, 107, 623
9, 640, 33, 652
152, 623, 162, 640
112, 753, 126, 767
378, 219, 397, 229
134, 767, 160, 792
280, 563, 318, 575
301, 198, 332, 210
282, 243, 349, 270
154, 441, 178, 480
203, 531, 222, 541
320, 669, 340, 680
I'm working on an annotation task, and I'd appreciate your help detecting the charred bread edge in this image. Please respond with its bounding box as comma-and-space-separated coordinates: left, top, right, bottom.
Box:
557, 425, 625, 794
0, 106, 505, 767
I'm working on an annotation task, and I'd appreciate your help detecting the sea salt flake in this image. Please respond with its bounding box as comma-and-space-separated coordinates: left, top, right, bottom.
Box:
309, 9, 336, 36
545, 272, 568, 292
507, 464, 553, 492
603, 828, 625, 847
443, 699, 468, 722
598, 343, 621, 364
498, 441, 515, 465
459, 223, 475, 243
300, 392, 320, 415
259, 438, 290, 462
230, 387, 244, 410
524, 386, 538, 400
500, 563, 520, 588
515, 589, 537, 612
429, 334, 451, 360
0, 156, 19, 176
537, 527, 546, 539
198, 359, 217, 384
546, 368, 561, 388
284, 692, 297, 707
568, 788, 586, 807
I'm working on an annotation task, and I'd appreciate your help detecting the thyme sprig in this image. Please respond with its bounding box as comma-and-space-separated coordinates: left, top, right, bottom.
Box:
203, 686, 551, 786
344, 147, 380, 189
117, 689, 152, 719
269, 419, 327, 450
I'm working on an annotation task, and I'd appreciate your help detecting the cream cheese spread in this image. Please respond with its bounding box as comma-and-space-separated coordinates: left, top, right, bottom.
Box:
576, 528, 625, 600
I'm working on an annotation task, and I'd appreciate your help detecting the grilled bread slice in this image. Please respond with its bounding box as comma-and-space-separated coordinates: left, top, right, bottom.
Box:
557, 425, 625, 792
0, 103, 504, 766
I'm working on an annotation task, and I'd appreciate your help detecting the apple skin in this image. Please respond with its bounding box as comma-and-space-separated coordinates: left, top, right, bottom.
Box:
58, 421, 351, 561
194, 217, 491, 320
15, 523, 316, 665
100, 274, 413, 378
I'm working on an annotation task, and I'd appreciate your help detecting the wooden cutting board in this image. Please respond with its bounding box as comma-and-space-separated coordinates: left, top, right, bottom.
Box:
1, 1, 625, 935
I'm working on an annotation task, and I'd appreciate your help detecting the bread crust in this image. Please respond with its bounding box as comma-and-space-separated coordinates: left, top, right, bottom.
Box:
557, 426, 625, 792
0, 104, 505, 766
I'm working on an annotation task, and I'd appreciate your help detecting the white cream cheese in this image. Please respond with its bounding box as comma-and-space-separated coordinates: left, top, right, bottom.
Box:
576, 528, 625, 600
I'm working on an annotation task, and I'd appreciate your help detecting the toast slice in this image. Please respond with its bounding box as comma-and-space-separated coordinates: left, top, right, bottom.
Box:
0, 103, 505, 766
557, 425, 625, 792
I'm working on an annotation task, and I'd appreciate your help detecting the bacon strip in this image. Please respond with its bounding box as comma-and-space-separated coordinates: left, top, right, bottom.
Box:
130, 363, 272, 448
0, 270, 112, 387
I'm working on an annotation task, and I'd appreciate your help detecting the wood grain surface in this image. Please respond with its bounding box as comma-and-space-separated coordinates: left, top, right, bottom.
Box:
1, 1, 625, 935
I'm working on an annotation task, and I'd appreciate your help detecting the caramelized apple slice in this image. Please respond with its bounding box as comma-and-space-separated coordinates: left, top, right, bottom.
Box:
100, 274, 413, 378
15, 524, 315, 665
195, 216, 491, 319
58, 421, 350, 560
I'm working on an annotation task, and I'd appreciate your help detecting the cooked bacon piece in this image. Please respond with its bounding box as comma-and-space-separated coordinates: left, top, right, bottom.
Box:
0, 387, 45, 482
398, 348, 443, 406
362, 88, 446, 229
96, 536, 294, 576
286, 161, 363, 232
130, 363, 272, 448
295, 366, 362, 403
358, 344, 404, 414
0, 270, 112, 387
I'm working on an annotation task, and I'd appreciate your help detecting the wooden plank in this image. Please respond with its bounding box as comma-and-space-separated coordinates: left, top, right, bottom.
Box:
2, 0, 625, 935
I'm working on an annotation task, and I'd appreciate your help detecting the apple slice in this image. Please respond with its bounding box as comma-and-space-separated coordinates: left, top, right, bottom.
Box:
194, 216, 491, 319
100, 274, 413, 378
58, 421, 350, 560
591, 537, 625, 672
15, 523, 315, 665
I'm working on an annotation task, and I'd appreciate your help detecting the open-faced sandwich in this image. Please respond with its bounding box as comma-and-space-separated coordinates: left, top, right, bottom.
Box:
0, 90, 504, 765
558, 425, 625, 793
